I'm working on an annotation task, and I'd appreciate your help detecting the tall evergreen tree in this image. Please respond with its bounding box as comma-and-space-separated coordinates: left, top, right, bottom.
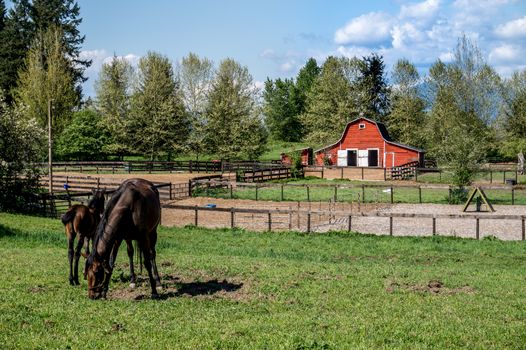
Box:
263, 78, 302, 142
205, 58, 267, 160
0, 0, 88, 102
129, 52, 189, 160
357, 53, 390, 121
301, 56, 360, 146
95, 56, 134, 155
0, 0, 32, 102
294, 58, 320, 115
387, 59, 426, 148
31, 0, 89, 90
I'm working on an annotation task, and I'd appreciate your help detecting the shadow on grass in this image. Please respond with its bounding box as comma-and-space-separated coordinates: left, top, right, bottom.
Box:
0, 224, 16, 238
132, 276, 243, 301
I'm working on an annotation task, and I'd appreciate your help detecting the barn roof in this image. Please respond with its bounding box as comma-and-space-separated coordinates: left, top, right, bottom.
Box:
314, 116, 425, 153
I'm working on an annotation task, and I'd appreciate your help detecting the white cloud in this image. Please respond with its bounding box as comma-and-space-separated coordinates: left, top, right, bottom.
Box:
334, 12, 393, 45
280, 60, 297, 73
391, 23, 425, 49
439, 51, 454, 62
495, 16, 526, 38
400, 0, 441, 20
489, 44, 524, 63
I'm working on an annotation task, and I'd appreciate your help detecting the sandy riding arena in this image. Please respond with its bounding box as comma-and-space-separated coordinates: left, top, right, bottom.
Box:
162, 197, 526, 241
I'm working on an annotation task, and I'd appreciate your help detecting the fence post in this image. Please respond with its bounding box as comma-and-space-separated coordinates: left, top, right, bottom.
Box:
230, 184, 233, 199
515, 170, 518, 184
307, 186, 310, 202
418, 186, 422, 204
321, 166, 324, 179
512, 188, 515, 205
432, 217, 436, 234
194, 206, 198, 226
490, 170, 492, 184
268, 212, 272, 232
348, 215, 352, 232
384, 167, 386, 181
255, 185, 259, 201
169, 183, 173, 200
341, 167, 344, 179
361, 184, 365, 203
361, 167, 364, 180
231, 208, 235, 228
522, 217, 525, 241
503, 171, 506, 184
476, 218, 480, 239
334, 186, 338, 202
281, 185, 284, 201
307, 213, 311, 233
448, 187, 451, 203
97, 178, 100, 189
389, 217, 393, 236
188, 180, 193, 197
390, 186, 393, 204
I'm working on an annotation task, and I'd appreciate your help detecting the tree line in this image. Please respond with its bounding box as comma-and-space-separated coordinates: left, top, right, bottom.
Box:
1, 1, 525, 208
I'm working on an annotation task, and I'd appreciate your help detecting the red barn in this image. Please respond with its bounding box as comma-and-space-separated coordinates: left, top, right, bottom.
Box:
314, 116, 424, 168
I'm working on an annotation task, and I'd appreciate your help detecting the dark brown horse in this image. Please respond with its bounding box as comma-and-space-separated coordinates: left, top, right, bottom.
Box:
84, 178, 161, 299
61, 189, 105, 285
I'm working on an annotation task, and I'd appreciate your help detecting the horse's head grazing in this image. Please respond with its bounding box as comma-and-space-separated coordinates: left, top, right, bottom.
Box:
84, 254, 110, 300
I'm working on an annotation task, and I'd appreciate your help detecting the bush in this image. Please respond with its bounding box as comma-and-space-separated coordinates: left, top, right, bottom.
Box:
0, 95, 44, 212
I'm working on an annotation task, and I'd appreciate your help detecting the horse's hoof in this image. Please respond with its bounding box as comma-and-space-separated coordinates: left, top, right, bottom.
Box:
151, 293, 160, 300
69, 279, 75, 286
129, 283, 136, 289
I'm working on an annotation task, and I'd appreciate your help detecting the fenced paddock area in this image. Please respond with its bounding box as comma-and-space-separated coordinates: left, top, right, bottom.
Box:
191, 180, 526, 205
162, 197, 526, 240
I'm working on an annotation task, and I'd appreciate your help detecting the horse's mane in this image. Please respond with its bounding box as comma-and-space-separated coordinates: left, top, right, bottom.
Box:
89, 183, 128, 261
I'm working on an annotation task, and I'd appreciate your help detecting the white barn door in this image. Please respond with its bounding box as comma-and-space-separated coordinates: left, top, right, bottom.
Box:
358, 150, 368, 167
337, 150, 347, 166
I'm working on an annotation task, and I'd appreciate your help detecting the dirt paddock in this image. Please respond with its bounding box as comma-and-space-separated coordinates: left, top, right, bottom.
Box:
161, 197, 526, 241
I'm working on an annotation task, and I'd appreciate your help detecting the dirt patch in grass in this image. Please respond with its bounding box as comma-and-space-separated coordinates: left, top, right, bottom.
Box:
386, 279, 476, 295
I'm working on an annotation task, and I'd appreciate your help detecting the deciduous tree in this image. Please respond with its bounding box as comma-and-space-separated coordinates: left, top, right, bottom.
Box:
15, 26, 77, 137
387, 59, 426, 148
95, 56, 134, 155
205, 58, 266, 159
129, 52, 189, 160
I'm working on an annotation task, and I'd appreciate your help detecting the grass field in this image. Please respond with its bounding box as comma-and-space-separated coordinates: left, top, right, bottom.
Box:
1, 213, 525, 349
195, 178, 526, 205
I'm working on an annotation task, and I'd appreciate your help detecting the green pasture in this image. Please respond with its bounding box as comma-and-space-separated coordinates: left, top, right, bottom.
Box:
1, 213, 525, 349
195, 178, 526, 205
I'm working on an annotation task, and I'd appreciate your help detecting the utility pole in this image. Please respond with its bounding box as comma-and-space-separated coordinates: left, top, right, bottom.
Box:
48, 99, 53, 194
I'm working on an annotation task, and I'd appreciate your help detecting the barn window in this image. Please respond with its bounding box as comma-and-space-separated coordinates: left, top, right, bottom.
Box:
359, 123, 365, 129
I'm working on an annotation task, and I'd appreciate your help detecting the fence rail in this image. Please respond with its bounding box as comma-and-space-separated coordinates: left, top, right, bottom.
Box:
189, 179, 526, 205
35, 160, 286, 175
163, 203, 526, 240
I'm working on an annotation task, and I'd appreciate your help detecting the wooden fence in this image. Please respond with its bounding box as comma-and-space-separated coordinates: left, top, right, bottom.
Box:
188, 180, 526, 205
36, 160, 285, 175
239, 167, 291, 182
163, 203, 526, 240
304, 165, 524, 184
40, 175, 175, 201
35, 183, 172, 218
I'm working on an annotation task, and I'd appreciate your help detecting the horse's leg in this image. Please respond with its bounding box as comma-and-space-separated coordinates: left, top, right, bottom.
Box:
102, 239, 122, 299
150, 229, 162, 288
72, 234, 84, 285
67, 230, 75, 286
139, 238, 159, 299
126, 240, 137, 289
82, 236, 90, 258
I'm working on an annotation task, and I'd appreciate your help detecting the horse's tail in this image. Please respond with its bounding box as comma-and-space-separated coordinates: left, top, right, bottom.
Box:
61, 208, 76, 226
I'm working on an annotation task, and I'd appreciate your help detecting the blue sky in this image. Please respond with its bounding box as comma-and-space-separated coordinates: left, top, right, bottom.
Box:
78, 0, 526, 96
